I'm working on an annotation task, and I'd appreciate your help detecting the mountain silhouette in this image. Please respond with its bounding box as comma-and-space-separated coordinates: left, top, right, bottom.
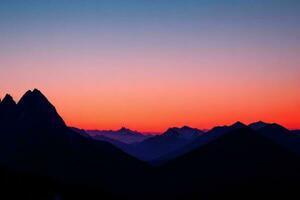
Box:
88, 126, 204, 162
0, 94, 19, 162
0, 94, 17, 109
121, 126, 204, 162
153, 122, 248, 164
0, 94, 17, 126
118, 127, 141, 135
0, 89, 150, 199
249, 121, 269, 130
163, 126, 204, 139
17, 89, 66, 130
87, 127, 150, 144
157, 126, 300, 199
257, 123, 300, 155
230, 121, 248, 129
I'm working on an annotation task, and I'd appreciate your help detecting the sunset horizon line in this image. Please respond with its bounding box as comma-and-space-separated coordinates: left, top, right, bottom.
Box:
1, 88, 299, 133
72, 121, 299, 135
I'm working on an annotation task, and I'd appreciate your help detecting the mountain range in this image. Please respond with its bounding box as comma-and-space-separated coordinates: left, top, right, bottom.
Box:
86, 125, 204, 162
0, 89, 299, 200
86, 127, 151, 144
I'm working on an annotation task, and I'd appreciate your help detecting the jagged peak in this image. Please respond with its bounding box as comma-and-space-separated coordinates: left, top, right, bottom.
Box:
1, 94, 16, 106
22, 88, 45, 98
181, 126, 203, 132
232, 121, 247, 126
250, 120, 268, 125
165, 127, 179, 133
31, 88, 46, 98
257, 120, 267, 124
264, 123, 289, 131
249, 121, 269, 130
117, 127, 142, 136
16, 89, 66, 128
231, 121, 247, 128
118, 127, 132, 132
32, 88, 41, 93
163, 126, 202, 139
18, 89, 51, 106
181, 126, 193, 129
0, 94, 17, 122
166, 126, 198, 133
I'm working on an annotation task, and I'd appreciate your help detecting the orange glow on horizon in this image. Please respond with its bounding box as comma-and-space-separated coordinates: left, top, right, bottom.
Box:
2, 81, 299, 133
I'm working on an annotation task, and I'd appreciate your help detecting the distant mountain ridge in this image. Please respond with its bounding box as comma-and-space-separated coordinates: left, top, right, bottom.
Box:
85, 125, 205, 162
248, 121, 269, 130
152, 121, 249, 164
72, 120, 300, 164
115, 126, 204, 162
163, 126, 204, 139
86, 127, 150, 144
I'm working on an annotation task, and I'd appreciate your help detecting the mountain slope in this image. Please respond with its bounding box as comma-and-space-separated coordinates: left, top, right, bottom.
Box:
153, 122, 248, 164
123, 126, 204, 161
257, 123, 300, 155
157, 126, 300, 199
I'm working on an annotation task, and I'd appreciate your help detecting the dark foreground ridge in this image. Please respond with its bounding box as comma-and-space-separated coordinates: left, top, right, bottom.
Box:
0, 89, 300, 200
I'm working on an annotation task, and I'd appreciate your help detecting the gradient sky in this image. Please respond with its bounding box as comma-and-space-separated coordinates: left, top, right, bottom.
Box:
0, 0, 299, 132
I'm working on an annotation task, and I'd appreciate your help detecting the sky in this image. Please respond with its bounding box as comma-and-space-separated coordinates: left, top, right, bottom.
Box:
0, 0, 299, 132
